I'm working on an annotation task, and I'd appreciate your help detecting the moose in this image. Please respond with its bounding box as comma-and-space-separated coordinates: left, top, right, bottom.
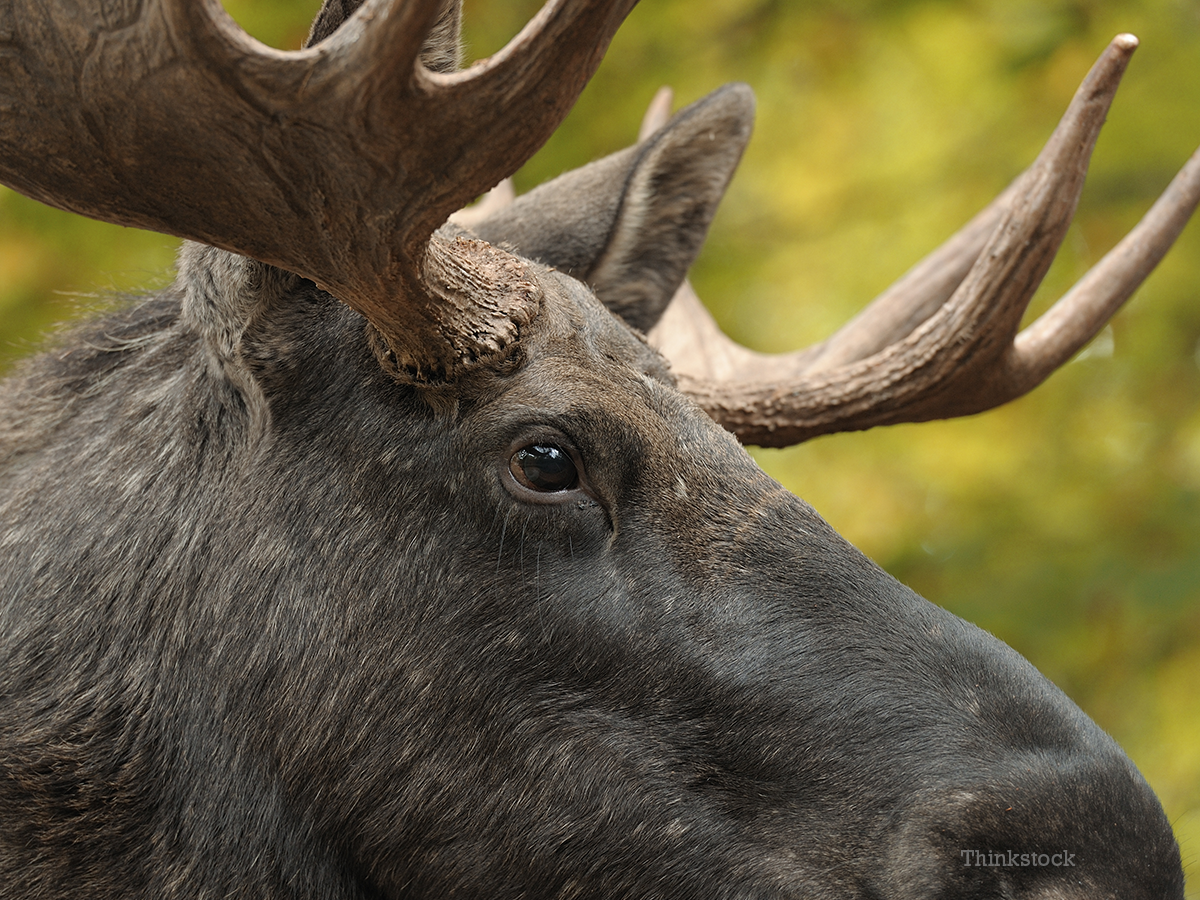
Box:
0, 0, 1197, 897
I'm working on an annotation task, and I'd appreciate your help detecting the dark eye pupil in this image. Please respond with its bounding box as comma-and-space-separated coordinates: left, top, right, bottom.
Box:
512, 444, 578, 492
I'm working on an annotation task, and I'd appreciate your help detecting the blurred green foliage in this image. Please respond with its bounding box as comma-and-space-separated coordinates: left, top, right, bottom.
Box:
0, 0, 1197, 888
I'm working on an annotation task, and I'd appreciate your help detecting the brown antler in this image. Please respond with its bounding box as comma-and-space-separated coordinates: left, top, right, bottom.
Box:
0, 0, 637, 380
652, 35, 1200, 446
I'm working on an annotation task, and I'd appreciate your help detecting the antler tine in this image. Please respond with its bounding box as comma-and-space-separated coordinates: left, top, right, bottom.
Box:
639, 87, 676, 141
797, 183, 1015, 374
666, 35, 1197, 446
1012, 145, 1200, 385
651, 184, 1013, 383
402, 0, 640, 250
639, 79, 1008, 381
0, 0, 638, 382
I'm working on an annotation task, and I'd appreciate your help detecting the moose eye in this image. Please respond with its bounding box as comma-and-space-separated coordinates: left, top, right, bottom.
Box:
510, 444, 578, 492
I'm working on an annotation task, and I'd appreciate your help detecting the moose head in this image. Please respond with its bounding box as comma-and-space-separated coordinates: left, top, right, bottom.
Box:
0, 1, 1196, 898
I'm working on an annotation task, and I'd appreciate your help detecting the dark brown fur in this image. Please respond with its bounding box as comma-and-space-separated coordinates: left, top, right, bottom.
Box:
0, 2, 1185, 898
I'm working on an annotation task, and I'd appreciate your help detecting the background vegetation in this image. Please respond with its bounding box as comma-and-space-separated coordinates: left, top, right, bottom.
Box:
1, 0, 1196, 889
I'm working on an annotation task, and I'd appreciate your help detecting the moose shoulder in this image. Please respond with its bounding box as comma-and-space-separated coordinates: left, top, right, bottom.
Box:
0, 1, 1196, 898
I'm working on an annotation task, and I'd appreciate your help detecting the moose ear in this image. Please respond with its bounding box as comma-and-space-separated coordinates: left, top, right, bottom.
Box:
307, 0, 462, 73
470, 83, 755, 333
305, 0, 361, 47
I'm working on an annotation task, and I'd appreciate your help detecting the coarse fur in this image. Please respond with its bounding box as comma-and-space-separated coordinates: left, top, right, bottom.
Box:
0, 227, 1183, 899
0, 1, 1186, 898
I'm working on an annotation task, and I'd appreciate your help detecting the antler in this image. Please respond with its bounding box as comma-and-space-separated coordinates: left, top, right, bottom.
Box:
0, 0, 637, 380
651, 35, 1200, 446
